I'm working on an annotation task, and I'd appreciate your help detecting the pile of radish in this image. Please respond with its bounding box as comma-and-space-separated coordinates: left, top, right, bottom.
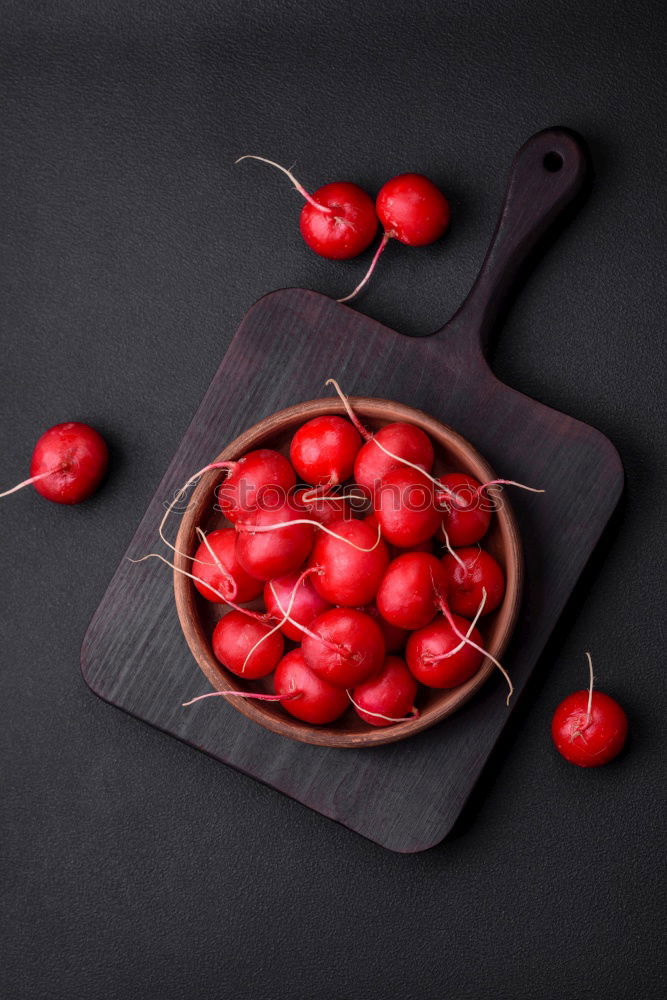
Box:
152, 380, 542, 731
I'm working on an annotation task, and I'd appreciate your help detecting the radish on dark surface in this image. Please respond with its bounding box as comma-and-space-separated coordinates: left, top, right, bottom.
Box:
0, 421, 108, 505
339, 172, 450, 302
236, 156, 378, 260
552, 654, 628, 767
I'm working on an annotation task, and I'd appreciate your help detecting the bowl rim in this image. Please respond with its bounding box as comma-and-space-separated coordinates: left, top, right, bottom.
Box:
174, 396, 523, 748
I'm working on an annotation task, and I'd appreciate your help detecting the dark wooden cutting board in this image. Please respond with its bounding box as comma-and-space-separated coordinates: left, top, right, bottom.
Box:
81, 128, 623, 852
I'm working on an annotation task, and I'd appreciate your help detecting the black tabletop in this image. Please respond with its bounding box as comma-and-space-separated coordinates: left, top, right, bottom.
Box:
1, 2, 665, 998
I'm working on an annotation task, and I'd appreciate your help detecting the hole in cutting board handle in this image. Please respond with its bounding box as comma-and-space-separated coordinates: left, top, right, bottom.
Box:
543, 151, 564, 172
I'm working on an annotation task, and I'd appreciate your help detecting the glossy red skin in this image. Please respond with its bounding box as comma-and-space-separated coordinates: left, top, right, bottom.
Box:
354, 422, 434, 494
299, 182, 378, 260
301, 608, 386, 688
359, 604, 408, 653
293, 486, 352, 527
192, 528, 263, 603
235, 501, 314, 581
551, 690, 628, 767
441, 548, 505, 618
217, 449, 296, 523
377, 173, 450, 246
263, 571, 332, 642
30, 422, 108, 504
406, 613, 483, 688
216, 448, 296, 523
436, 473, 491, 547
377, 552, 447, 630
309, 517, 390, 607
352, 656, 418, 727
212, 610, 283, 679
274, 650, 349, 724
290, 416, 361, 486
374, 467, 441, 548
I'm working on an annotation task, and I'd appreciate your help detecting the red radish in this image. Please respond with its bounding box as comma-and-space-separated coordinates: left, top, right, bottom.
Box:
192, 528, 263, 603
552, 653, 628, 767
212, 610, 284, 679
274, 650, 350, 724
406, 613, 483, 688
359, 604, 408, 653
264, 570, 332, 641
236, 156, 377, 260
436, 473, 492, 547
441, 547, 505, 618
309, 517, 389, 606
235, 500, 314, 580
301, 608, 385, 688
290, 415, 361, 486
355, 423, 435, 493
1, 422, 108, 505
294, 486, 352, 526
350, 656, 418, 726
216, 449, 296, 523
374, 468, 441, 548
327, 379, 434, 495
300, 183, 378, 260
378, 173, 451, 246
377, 552, 448, 630
339, 173, 450, 302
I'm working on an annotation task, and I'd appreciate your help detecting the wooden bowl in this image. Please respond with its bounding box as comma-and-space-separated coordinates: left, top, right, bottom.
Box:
174, 398, 523, 748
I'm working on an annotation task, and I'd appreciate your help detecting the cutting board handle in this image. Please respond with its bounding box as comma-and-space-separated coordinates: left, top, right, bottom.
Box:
435, 127, 589, 354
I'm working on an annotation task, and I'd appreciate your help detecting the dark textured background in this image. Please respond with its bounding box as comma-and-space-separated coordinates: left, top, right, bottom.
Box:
1, 2, 665, 998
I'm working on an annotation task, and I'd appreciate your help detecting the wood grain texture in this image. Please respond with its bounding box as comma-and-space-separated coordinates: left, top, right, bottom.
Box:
81, 128, 623, 852
173, 397, 523, 747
